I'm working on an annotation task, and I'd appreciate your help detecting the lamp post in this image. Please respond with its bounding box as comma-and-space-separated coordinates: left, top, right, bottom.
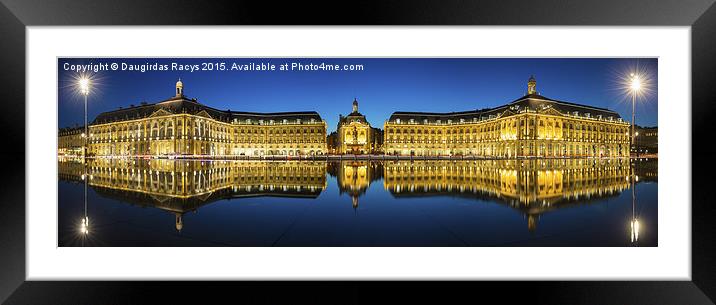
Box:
79, 77, 90, 158
628, 73, 642, 245
78, 77, 90, 240
629, 74, 641, 157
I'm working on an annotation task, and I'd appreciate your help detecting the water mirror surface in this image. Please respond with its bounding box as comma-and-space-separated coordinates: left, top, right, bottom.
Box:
58, 158, 657, 246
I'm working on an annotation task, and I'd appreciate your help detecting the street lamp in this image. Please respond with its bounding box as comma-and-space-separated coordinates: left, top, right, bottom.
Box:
77, 77, 91, 243
629, 73, 642, 158
627, 72, 643, 245
78, 77, 91, 158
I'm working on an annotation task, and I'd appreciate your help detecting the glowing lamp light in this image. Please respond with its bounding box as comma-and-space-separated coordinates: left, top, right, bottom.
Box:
630, 76, 641, 92
78, 77, 90, 95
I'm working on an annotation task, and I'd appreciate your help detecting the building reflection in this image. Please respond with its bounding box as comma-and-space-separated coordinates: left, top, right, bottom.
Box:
59, 159, 328, 231
328, 161, 383, 210
59, 158, 654, 234
383, 159, 633, 231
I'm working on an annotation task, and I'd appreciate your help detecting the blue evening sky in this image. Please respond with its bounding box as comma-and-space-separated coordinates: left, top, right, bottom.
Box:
58, 58, 658, 132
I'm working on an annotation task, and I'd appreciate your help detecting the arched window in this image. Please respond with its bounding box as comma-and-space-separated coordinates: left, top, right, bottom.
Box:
158, 121, 165, 138
168, 121, 174, 137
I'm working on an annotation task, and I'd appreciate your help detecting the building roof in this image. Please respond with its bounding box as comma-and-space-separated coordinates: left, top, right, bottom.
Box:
338, 111, 370, 127
346, 111, 365, 118
58, 126, 84, 135
388, 93, 624, 124
90, 96, 323, 125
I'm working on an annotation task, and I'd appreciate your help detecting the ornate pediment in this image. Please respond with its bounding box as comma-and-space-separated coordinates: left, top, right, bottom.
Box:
195, 110, 214, 120
149, 108, 174, 118
499, 109, 517, 118
537, 107, 563, 117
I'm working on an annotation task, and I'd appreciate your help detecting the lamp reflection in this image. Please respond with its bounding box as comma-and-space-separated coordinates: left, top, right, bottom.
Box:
630, 218, 639, 243
630, 160, 640, 245
80, 216, 89, 235
79, 164, 91, 246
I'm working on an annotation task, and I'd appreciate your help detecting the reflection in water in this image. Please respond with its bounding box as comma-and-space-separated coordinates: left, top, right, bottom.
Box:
60, 159, 327, 232
327, 161, 383, 210
58, 158, 656, 246
629, 159, 648, 245
384, 159, 631, 231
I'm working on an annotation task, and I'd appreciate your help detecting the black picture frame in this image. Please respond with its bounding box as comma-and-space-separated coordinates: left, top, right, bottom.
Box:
1, 0, 715, 303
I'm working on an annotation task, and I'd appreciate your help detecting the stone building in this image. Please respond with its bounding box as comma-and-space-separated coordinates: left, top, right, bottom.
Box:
334, 99, 383, 154
58, 126, 85, 156
383, 76, 631, 158
633, 125, 658, 154
60, 79, 327, 157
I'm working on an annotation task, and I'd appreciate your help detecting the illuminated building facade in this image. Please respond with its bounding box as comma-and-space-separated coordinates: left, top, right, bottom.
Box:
634, 125, 658, 154
58, 126, 85, 156
334, 99, 383, 154
61, 80, 327, 157
383, 76, 631, 157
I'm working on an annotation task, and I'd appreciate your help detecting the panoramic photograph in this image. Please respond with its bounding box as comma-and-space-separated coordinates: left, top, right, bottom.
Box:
57, 58, 658, 247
